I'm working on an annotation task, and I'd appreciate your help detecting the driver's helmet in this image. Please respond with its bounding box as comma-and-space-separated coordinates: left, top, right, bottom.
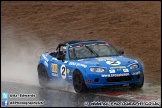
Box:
62, 46, 66, 54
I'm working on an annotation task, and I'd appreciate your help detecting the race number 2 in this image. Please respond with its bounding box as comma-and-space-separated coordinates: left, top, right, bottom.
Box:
60, 65, 66, 79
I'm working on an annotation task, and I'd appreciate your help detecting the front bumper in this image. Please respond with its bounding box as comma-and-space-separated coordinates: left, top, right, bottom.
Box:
84, 71, 144, 88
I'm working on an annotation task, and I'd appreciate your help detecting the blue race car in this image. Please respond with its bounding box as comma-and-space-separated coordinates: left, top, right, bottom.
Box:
37, 40, 144, 93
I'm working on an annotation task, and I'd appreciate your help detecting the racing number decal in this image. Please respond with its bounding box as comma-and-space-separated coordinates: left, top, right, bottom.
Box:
52, 64, 58, 72
61, 67, 65, 76
60, 65, 66, 79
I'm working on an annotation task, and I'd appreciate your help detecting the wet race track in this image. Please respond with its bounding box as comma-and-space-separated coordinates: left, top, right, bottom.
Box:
1, 80, 161, 107
2, 81, 135, 107
1, 1, 161, 107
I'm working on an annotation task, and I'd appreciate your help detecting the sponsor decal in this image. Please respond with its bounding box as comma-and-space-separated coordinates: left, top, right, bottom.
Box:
51, 64, 58, 72
109, 69, 115, 73
52, 73, 58, 77
96, 57, 116, 61
106, 61, 121, 65
101, 74, 111, 77
123, 68, 129, 72
101, 73, 129, 77
69, 62, 76, 65
76, 63, 87, 68
67, 69, 70, 74
110, 66, 126, 69
68, 75, 72, 78
69, 62, 87, 68
42, 54, 49, 62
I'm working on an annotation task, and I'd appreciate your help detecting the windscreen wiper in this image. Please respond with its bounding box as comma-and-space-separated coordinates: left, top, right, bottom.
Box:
85, 45, 99, 57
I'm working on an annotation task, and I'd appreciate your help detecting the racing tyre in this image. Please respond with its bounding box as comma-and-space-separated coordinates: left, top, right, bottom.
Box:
73, 70, 87, 93
129, 76, 144, 89
38, 64, 50, 88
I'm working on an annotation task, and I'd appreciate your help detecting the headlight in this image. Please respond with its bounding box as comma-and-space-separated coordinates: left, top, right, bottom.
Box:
130, 64, 139, 70
90, 68, 105, 72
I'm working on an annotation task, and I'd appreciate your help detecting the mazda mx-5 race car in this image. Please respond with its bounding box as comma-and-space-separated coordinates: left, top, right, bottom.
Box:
37, 40, 144, 93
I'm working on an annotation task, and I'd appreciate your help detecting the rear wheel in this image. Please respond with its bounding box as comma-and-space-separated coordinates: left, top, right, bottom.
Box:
129, 76, 144, 89
38, 64, 50, 88
73, 70, 87, 93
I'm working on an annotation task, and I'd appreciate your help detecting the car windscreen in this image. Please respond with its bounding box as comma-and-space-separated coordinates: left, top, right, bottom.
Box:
68, 43, 119, 60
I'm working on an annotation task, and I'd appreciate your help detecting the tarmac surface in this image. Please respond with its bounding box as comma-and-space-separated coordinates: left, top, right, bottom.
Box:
1, 81, 161, 107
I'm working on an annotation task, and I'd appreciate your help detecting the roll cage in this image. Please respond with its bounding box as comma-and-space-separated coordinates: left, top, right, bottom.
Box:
49, 40, 124, 60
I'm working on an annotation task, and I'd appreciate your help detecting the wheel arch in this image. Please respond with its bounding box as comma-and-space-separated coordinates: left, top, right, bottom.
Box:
72, 68, 88, 93
73, 68, 84, 76
72, 68, 87, 81
37, 63, 50, 77
37, 63, 44, 72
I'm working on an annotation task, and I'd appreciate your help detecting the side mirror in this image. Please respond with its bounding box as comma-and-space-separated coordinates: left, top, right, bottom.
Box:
118, 50, 124, 55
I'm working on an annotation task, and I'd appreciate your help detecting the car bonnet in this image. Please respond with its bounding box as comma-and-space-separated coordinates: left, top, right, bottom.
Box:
77, 56, 137, 68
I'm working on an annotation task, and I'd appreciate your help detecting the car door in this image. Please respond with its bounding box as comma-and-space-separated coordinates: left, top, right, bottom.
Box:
49, 45, 67, 79
57, 45, 73, 81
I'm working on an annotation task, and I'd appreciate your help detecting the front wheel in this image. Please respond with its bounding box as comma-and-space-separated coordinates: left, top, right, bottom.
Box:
73, 70, 87, 93
129, 77, 144, 89
38, 64, 50, 88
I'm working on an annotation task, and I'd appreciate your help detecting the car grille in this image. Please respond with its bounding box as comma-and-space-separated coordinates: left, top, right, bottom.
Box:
106, 75, 132, 82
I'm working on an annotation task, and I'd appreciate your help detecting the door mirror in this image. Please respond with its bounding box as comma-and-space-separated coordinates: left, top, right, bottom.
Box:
118, 50, 124, 55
